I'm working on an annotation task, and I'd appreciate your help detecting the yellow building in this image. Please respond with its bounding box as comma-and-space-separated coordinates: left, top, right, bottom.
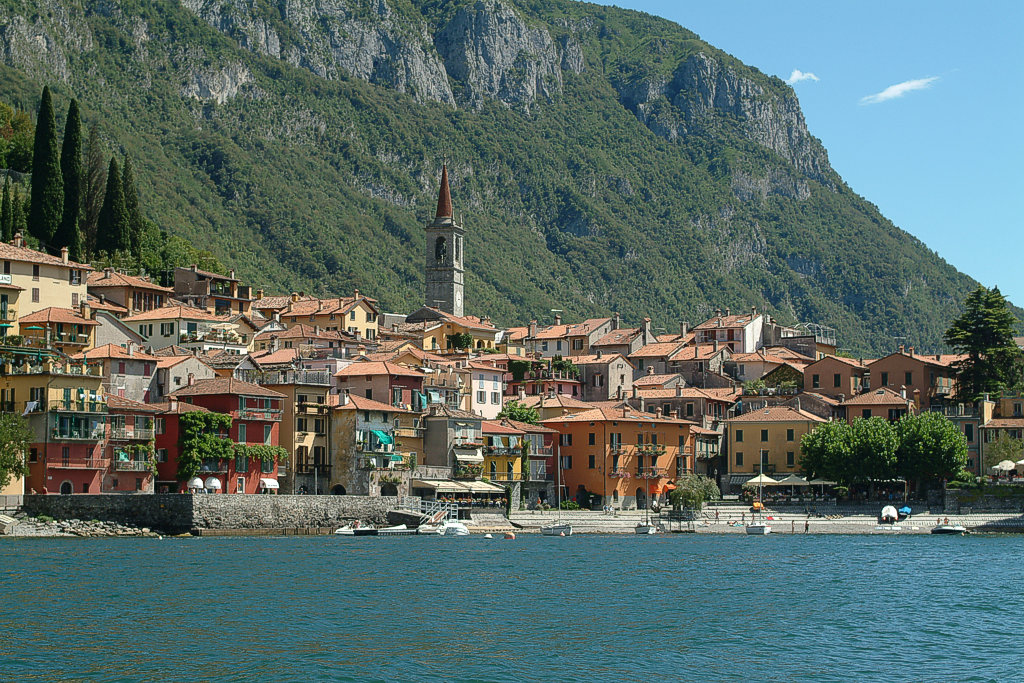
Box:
279, 291, 380, 341
725, 406, 825, 491
402, 306, 500, 354
482, 420, 527, 485
18, 307, 98, 354
0, 235, 91, 326
261, 369, 334, 494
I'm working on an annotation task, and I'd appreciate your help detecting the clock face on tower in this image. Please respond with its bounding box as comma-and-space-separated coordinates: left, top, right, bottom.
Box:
455, 291, 462, 308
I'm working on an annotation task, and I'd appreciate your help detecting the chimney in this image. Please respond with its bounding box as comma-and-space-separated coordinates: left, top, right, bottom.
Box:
528, 320, 538, 339
713, 340, 719, 352
613, 312, 621, 330
554, 313, 562, 326
273, 312, 281, 323
342, 392, 350, 406
676, 385, 682, 397
596, 349, 603, 359
354, 288, 360, 299
168, 396, 178, 411
725, 307, 730, 317
80, 302, 92, 320
679, 322, 689, 337
256, 289, 264, 299
187, 373, 195, 386
290, 292, 299, 303
642, 317, 652, 342
794, 397, 801, 412
128, 342, 137, 356
935, 354, 941, 361
900, 385, 907, 400
715, 308, 722, 317
632, 385, 638, 399
191, 264, 198, 272
299, 291, 305, 298
622, 405, 628, 418
315, 325, 321, 335
104, 267, 113, 279
899, 345, 905, 353
13, 232, 23, 247
909, 346, 914, 356
317, 300, 324, 311
647, 365, 655, 375
654, 407, 662, 418
751, 306, 757, 317
228, 269, 235, 279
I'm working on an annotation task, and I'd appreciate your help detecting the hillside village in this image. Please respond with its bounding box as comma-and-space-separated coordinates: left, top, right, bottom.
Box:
0, 167, 1021, 510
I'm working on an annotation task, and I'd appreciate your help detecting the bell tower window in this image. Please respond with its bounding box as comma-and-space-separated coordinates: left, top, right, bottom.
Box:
435, 236, 447, 263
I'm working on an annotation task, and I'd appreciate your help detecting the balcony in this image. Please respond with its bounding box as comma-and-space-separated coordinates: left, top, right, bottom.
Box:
637, 467, 665, 479
528, 464, 547, 481
52, 426, 105, 441
531, 446, 554, 456
636, 444, 667, 456
359, 455, 405, 470
113, 460, 151, 472
296, 463, 332, 475
609, 468, 632, 479
110, 426, 155, 441
51, 458, 107, 469
453, 440, 483, 450
394, 427, 425, 438
483, 446, 521, 456
296, 402, 330, 416
934, 386, 953, 396
263, 370, 333, 386
488, 472, 525, 482
51, 399, 108, 414
236, 408, 282, 422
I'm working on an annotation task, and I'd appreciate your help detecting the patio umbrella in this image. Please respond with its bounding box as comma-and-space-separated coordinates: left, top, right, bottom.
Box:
776, 474, 808, 496
995, 460, 1016, 472
743, 473, 778, 487
807, 477, 837, 495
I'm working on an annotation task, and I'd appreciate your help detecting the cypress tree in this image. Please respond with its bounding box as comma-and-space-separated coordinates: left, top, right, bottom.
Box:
121, 154, 143, 260
54, 99, 84, 261
11, 186, 27, 239
28, 86, 63, 247
96, 157, 130, 253
1, 176, 11, 242
80, 123, 106, 256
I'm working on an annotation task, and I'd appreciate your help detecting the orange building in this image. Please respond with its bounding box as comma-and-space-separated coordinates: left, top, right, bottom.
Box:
867, 347, 963, 410
542, 404, 697, 510
803, 355, 869, 399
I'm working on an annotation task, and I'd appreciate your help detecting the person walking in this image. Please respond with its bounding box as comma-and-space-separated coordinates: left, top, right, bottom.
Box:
804, 519, 809, 533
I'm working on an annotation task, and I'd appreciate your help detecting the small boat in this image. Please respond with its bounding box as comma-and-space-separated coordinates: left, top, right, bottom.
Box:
635, 523, 659, 535
377, 524, 416, 536
440, 520, 470, 536
416, 524, 442, 535
931, 524, 968, 535
541, 523, 573, 536
745, 522, 771, 535
335, 521, 378, 536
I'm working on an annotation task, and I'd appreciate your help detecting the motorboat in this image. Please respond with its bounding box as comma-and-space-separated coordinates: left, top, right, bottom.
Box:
541, 523, 573, 536
879, 505, 899, 523
931, 523, 968, 535
416, 524, 442, 535
634, 523, 659, 535
745, 522, 772, 535
377, 524, 416, 536
440, 520, 470, 536
335, 521, 377, 536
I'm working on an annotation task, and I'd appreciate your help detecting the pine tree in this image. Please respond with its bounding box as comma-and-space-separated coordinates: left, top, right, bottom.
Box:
54, 99, 84, 261
0, 176, 11, 242
944, 286, 1023, 399
96, 157, 130, 254
80, 123, 106, 257
28, 86, 63, 247
121, 154, 143, 260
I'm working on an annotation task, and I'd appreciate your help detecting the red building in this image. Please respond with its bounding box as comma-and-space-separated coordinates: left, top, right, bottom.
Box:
152, 398, 209, 493
334, 361, 425, 408
164, 378, 286, 493
104, 395, 158, 493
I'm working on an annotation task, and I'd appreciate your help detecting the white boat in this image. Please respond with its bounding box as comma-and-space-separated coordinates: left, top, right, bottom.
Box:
377, 524, 416, 536
931, 524, 968, 535
541, 441, 573, 537
635, 524, 659, 535
416, 524, 442, 535
440, 520, 470, 536
745, 522, 772, 535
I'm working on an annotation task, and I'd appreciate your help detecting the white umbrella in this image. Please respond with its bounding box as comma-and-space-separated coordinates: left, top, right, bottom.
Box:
1015, 458, 1024, 467
204, 476, 222, 490
995, 460, 1016, 472
777, 474, 808, 486
743, 473, 779, 487
187, 477, 204, 489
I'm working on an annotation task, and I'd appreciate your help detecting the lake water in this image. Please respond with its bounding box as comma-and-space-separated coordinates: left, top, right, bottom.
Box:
1, 534, 1020, 682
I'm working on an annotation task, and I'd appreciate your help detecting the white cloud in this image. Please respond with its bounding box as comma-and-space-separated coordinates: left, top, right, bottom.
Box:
785, 69, 819, 85
860, 76, 939, 105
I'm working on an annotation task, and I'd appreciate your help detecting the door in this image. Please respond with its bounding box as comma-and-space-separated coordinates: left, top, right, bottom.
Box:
635, 487, 646, 510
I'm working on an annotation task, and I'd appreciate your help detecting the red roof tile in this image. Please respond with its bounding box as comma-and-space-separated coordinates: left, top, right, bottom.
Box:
20, 307, 98, 326
168, 377, 285, 399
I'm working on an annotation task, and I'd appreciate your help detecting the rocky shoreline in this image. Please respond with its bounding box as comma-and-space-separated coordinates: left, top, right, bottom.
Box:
3, 516, 162, 538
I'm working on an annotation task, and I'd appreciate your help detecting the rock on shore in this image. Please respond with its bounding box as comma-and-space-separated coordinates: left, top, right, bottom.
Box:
4, 516, 160, 538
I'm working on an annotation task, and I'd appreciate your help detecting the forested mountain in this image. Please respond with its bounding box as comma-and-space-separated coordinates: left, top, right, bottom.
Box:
0, 0, 990, 353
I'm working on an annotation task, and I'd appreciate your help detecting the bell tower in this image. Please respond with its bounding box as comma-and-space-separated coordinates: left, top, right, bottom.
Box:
425, 164, 465, 317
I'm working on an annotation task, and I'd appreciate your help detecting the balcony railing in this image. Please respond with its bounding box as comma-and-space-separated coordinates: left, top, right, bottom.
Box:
51, 458, 107, 469
296, 463, 332, 475
52, 427, 106, 441
236, 408, 282, 421
50, 400, 108, 413
488, 472, 525, 482
113, 460, 151, 472
453, 440, 483, 449
357, 442, 395, 454
0, 307, 17, 321
483, 446, 521, 456
636, 444, 667, 456
110, 427, 155, 441
263, 370, 333, 386
609, 468, 632, 479
296, 403, 330, 415
637, 467, 665, 479
528, 465, 547, 481
394, 427, 425, 438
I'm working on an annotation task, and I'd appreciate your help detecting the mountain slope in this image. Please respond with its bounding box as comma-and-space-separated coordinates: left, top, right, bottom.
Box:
0, 0, 981, 353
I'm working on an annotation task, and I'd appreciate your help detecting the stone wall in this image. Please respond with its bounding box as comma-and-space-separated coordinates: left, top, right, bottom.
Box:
944, 486, 1024, 513
20, 494, 414, 534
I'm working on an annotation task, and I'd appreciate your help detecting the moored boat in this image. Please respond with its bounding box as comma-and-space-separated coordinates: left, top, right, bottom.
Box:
745, 522, 771, 535
931, 524, 968, 535
541, 523, 573, 536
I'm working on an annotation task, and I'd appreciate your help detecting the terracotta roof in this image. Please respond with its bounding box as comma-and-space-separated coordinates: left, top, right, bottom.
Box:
504, 327, 529, 342
72, 344, 158, 361
250, 348, 300, 367
424, 404, 482, 421
465, 361, 505, 373
254, 323, 350, 341
841, 387, 913, 406
122, 304, 224, 323
869, 351, 966, 369
565, 353, 631, 366
532, 324, 573, 340
592, 329, 639, 347
363, 347, 447, 364
184, 266, 238, 282
807, 354, 870, 370
801, 392, 843, 406
20, 307, 98, 326
656, 332, 695, 344
630, 342, 685, 359
501, 418, 558, 434
150, 345, 194, 357
727, 406, 826, 423
668, 345, 726, 362
983, 418, 1024, 429
517, 394, 594, 410
105, 394, 159, 413
0, 240, 91, 269
409, 306, 497, 332
694, 312, 760, 330
253, 294, 315, 311
632, 373, 684, 387
542, 405, 700, 425
155, 356, 192, 369
87, 270, 173, 293
335, 394, 414, 414
635, 387, 741, 402
151, 400, 210, 415
198, 350, 244, 369
435, 164, 453, 219
482, 420, 526, 435
335, 361, 425, 379
568, 318, 614, 336
731, 350, 810, 366
169, 377, 285, 399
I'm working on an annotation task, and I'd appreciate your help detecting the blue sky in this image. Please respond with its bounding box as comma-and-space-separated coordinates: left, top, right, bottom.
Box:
592, 1, 1024, 305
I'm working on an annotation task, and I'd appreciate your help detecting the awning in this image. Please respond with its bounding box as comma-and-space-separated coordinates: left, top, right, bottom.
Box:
371, 429, 393, 445
187, 477, 205, 489
455, 452, 483, 464
259, 478, 279, 489
203, 476, 222, 489
730, 475, 754, 485
428, 390, 441, 403
388, 453, 404, 462
412, 479, 469, 493
461, 480, 505, 493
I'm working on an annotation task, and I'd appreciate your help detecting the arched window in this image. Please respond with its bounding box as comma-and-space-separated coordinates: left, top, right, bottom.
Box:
435, 236, 447, 262
455, 236, 461, 263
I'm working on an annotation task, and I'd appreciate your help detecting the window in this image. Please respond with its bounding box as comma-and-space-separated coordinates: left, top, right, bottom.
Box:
28, 448, 37, 463
560, 455, 572, 470
736, 429, 743, 443
491, 392, 500, 404
560, 433, 572, 446
686, 403, 694, 417
556, 341, 563, 351
236, 477, 245, 493
905, 371, 912, 385
160, 322, 174, 336
735, 452, 743, 466
31, 287, 39, 303
71, 293, 79, 307
237, 423, 247, 443
833, 373, 841, 388
264, 425, 272, 444
812, 374, 820, 389
760, 429, 768, 442
541, 341, 548, 352
588, 432, 596, 446
32, 264, 39, 280
2, 261, 7, 274
573, 339, 583, 350
786, 451, 795, 467
118, 361, 126, 375
588, 454, 596, 469
880, 372, 889, 386
297, 417, 307, 432
156, 418, 165, 435
314, 419, 324, 435
965, 424, 974, 442
350, 310, 356, 321
156, 448, 168, 463
862, 409, 872, 419
236, 454, 248, 472
786, 429, 794, 442
477, 390, 486, 403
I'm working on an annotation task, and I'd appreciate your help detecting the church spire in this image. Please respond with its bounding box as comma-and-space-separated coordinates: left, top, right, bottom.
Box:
435, 164, 453, 220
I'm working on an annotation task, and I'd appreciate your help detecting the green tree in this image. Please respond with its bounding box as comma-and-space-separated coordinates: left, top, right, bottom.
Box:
80, 123, 106, 256
496, 399, 540, 424
944, 286, 1023, 399
11, 185, 27, 238
1, 175, 11, 241
850, 417, 898, 494
177, 411, 235, 481
96, 157, 130, 254
0, 412, 33, 489
28, 86, 63, 246
121, 154, 143, 260
446, 332, 473, 350
799, 420, 853, 485
668, 474, 720, 510
983, 432, 1022, 471
0, 102, 35, 172
54, 98, 83, 261
896, 411, 968, 488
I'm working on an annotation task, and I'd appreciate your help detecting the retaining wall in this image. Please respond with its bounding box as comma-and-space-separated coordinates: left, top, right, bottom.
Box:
944, 487, 1024, 513
19, 494, 411, 534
